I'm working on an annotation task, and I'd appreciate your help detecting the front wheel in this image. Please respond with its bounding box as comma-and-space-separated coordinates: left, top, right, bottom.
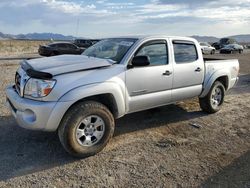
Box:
210, 50, 215, 54
58, 101, 115, 158
199, 81, 225, 113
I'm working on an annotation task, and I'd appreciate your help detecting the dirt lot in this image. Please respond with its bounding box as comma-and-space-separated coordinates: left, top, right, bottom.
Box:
0, 40, 49, 56
0, 51, 249, 187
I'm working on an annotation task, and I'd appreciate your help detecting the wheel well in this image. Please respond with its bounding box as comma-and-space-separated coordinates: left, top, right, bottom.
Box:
216, 76, 229, 90
67, 94, 119, 118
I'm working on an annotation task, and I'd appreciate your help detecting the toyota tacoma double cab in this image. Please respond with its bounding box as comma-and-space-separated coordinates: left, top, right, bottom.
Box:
6, 36, 239, 157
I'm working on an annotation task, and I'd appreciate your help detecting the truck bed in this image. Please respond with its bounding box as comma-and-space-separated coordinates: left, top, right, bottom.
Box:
201, 57, 239, 97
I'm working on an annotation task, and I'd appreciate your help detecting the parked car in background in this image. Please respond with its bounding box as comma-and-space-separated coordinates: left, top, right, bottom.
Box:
38, 42, 85, 56
220, 44, 244, 54
212, 38, 237, 50
199, 42, 216, 54
73, 39, 100, 48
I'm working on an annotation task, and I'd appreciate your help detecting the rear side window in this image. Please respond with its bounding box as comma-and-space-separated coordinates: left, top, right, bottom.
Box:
173, 41, 198, 63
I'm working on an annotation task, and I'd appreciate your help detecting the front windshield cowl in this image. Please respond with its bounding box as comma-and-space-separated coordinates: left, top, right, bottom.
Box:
82, 38, 137, 64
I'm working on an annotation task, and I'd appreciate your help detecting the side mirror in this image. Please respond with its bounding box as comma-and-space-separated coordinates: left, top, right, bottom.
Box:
131, 56, 150, 67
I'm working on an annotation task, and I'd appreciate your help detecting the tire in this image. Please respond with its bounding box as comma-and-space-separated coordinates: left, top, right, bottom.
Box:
239, 50, 243, 54
199, 81, 225, 114
58, 101, 115, 158
210, 50, 215, 55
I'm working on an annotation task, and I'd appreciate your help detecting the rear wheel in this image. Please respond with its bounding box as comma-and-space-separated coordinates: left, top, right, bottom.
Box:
199, 81, 225, 113
58, 101, 115, 158
210, 50, 215, 54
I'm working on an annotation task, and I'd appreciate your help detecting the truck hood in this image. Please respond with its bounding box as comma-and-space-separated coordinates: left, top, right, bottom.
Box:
21, 55, 113, 77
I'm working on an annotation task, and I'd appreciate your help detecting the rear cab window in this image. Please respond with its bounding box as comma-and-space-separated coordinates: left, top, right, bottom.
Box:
173, 40, 198, 63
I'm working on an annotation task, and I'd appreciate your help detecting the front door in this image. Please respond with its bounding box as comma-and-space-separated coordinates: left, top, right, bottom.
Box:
126, 40, 173, 113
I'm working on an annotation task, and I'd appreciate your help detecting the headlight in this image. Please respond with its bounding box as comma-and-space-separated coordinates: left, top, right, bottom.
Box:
24, 78, 56, 98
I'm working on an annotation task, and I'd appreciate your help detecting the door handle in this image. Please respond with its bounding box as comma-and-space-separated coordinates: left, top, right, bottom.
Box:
195, 67, 202, 72
162, 70, 172, 76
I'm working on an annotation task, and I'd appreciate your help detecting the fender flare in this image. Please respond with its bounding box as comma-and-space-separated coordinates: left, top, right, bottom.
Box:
58, 82, 126, 117
200, 70, 230, 98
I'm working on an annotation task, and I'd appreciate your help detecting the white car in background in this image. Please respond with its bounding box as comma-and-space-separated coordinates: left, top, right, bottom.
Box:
200, 42, 216, 55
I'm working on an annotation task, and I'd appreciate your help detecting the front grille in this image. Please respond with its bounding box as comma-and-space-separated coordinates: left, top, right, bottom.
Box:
15, 72, 21, 95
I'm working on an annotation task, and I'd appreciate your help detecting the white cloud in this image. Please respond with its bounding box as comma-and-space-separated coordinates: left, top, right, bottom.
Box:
137, 3, 186, 14
41, 0, 110, 15
0, 0, 249, 37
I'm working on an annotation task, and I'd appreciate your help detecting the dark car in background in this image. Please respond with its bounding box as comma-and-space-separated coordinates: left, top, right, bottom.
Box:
73, 39, 100, 48
38, 42, 85, 56
220, 44, 244, 54
212, 38, 237, 50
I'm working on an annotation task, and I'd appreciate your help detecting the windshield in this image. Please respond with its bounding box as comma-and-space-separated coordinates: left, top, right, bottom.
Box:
82, 38, 137, 63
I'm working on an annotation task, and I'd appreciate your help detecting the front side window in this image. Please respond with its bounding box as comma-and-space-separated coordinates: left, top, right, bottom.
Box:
83, 38, 137, 63
173, 42, 198, 63
136, 43, 168, 66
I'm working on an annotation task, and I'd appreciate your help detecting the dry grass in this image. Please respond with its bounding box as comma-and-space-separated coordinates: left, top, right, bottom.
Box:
0, 40, 50, 56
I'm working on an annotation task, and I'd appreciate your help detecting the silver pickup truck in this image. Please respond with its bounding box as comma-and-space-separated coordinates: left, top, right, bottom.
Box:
6, 36, 239, 157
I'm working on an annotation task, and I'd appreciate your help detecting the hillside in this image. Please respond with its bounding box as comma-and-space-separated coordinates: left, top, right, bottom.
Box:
1, 31, 250, 43
191, 34, 250, 43
190, 35, 219, 43
0, 32, 75, 40
229, 35, 250, 43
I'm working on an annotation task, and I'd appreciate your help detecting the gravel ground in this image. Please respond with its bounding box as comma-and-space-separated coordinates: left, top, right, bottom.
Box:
0, 51, 249, 187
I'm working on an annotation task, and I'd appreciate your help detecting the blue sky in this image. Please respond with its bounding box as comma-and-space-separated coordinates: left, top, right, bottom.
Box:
0, 0, 250, 38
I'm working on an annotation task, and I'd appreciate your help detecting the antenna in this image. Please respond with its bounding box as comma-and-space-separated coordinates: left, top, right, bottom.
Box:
75, 18, 79, 38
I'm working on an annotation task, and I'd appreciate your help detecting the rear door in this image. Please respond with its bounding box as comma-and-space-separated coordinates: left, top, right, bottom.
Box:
126, 40, 173, 113
171, 40, 204, 101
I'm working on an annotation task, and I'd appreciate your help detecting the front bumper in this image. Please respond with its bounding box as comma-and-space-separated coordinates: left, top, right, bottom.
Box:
5, 85, 73, 132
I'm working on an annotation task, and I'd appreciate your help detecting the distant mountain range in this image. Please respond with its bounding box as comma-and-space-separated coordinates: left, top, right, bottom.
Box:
191, 35, 250, 43
0, 31, 250, 43
0, 32, 75, 40
228, 35, 250, 43
190, 35, 219, 43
